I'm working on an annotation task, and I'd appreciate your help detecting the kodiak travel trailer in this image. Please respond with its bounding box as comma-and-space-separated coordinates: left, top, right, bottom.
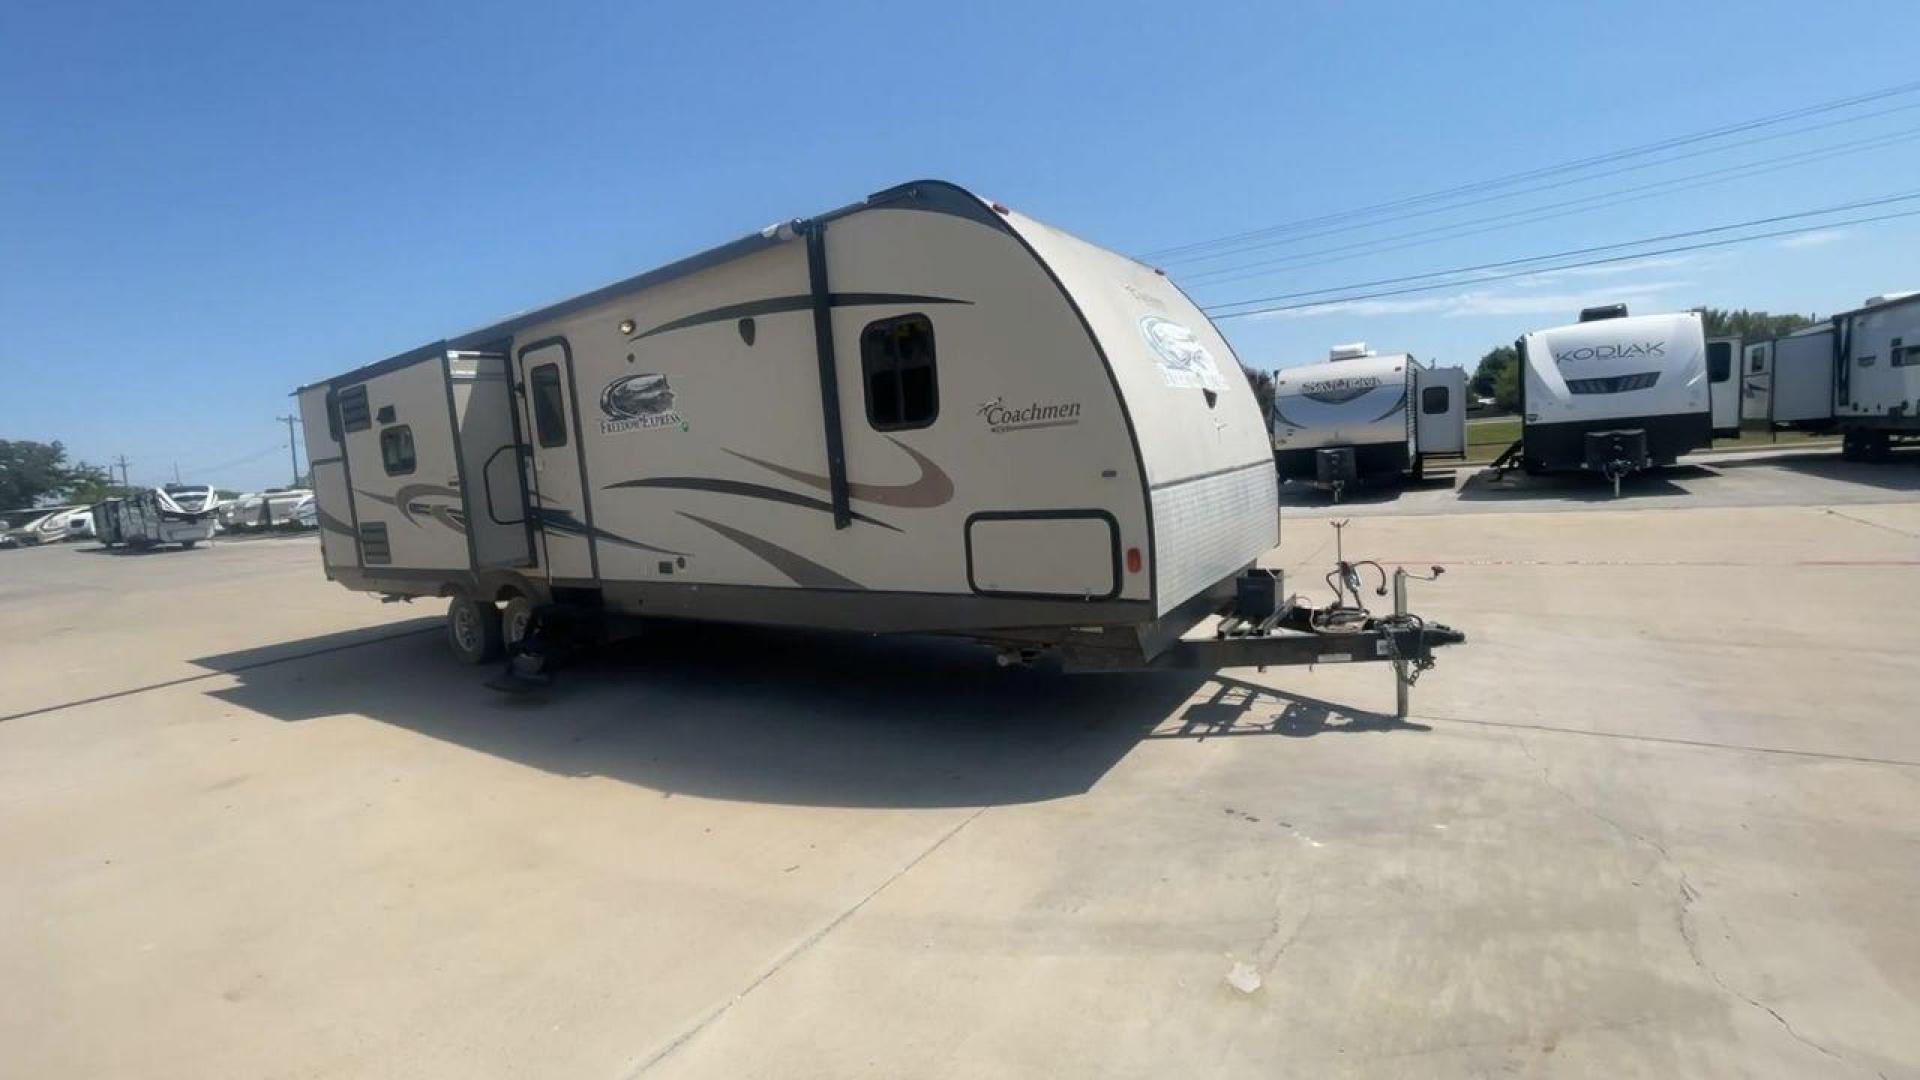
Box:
93, 485, 218, 549
295, 181, 1463, 711
1741, 292, 1920, 460
1269, 343, 1466, 500
1496, 305, 1715, 493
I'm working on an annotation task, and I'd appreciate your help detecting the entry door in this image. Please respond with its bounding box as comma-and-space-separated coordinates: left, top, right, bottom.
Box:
1414, 366, 1466, 454
1706, 337, 1739, 436
515, 338, 596, 582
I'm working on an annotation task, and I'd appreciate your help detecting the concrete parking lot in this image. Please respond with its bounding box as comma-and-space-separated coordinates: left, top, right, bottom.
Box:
3, 455, 1918, 1078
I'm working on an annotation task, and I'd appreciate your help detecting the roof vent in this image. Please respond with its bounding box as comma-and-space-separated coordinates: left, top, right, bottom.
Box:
1864, 291, 1917, 307
1328, 342, 1371, 361
1579, 304, 1629, 323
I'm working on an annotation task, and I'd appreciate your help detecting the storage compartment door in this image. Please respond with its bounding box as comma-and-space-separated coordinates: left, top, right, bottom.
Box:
448, 352, 534, 569
966, 512, 1119, 599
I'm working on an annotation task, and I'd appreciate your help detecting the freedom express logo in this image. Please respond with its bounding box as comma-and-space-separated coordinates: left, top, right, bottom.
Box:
599, 373, 685, 434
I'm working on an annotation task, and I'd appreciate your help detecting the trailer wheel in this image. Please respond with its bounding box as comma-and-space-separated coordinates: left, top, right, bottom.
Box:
1409, 455, 1425, 482
501, 595, 536, 651
447, 596, 504, 665
180, 540, 197, 549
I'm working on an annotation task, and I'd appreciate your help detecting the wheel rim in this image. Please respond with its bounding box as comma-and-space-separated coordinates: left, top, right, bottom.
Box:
452, 604, 480, 653
505, 608, 530, 645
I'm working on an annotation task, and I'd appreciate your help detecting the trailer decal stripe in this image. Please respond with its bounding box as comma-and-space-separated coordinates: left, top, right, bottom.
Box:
1367, 388, 1410, 423
530, 506, 687, 556
679, 512, 864, 590
724, 437, 955, 508
604, 476, 901, 531
629, 293, 972, 342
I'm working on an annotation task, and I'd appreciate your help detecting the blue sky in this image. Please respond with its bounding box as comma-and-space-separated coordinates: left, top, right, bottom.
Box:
4, 0, 1918, 491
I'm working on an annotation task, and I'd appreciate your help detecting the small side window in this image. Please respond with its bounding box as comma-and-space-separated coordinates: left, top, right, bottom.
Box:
1421, 386, 1450, 414
861, 314, 938, 430
1894, 338, 1917, 368
1706, 341, 1733, 382
326, 394, 343, 440
380, 426, 416, 476
1749, 349, 1766, 373
529, 364, 568, 447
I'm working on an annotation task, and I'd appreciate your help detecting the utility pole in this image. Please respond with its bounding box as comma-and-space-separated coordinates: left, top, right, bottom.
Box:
172, 461, 181, 485
111, 455, 132, 489
277, 415, 303, 487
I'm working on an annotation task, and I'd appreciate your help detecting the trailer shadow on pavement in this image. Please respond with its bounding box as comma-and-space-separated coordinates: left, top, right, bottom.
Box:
1709, 446, 1920, 491
1454, 463, 1713, 502
191, 620, 1407, 810
1275, 475, 1454, 508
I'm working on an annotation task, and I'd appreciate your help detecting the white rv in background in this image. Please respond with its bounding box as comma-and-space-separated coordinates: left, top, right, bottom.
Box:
289, 180, 1467, 706
94, 485, 218, 549
1504, 305, 1714, 489
1269, 344, 1465, 499
1741, 291, 1920, 459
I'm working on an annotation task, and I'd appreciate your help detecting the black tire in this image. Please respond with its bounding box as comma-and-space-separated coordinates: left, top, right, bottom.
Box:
1409, 455, 1426, 482
1841, 432, 1864, 461
501, 595, 536, 651
180, 540, 197, 549
446, 596, 503, 665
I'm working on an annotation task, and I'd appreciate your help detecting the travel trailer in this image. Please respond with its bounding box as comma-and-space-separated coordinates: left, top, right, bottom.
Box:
1741, 292, 1920, 460
219, 489, 309, 531
94, 485, 218, 549
1497, 305, 1714, 492
1, 505, 83, 546
294, 180, 1463, 711
1269, 343, 1466, 500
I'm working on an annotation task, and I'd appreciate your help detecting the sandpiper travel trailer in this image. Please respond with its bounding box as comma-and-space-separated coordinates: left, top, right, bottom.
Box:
95, 486, 218, 548
1269, 344, 1466, 500
293, 180, 1464, 712
1740, 292, 1920, 459
1494, 305, 1714, 493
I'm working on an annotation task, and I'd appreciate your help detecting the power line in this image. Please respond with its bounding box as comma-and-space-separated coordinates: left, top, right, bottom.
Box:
1146, 79, 1920, 261
1207, 189, 1920, 310
1164, 101, 1920, 268
1182, 126, 1920, 286
1205, 204, 1920, 321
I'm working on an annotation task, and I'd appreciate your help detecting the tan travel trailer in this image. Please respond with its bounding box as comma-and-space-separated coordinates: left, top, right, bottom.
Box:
296, 182, 1462, 708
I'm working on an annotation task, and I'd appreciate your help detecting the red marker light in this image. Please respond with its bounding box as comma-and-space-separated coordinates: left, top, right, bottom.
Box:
990, 202, 1010, 215
1125, 547, 1142, 574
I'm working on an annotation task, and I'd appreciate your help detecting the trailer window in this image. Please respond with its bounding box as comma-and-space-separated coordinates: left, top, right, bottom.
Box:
1707, 341, 1733, 382
380, 425, 416, 476
861, 314, 938, 430
529, 364, 568, 447
1750, 349, 1766, 373
1894, 338, 1917, 367
1421, 386, 1450, 414
336, 385, 372, 433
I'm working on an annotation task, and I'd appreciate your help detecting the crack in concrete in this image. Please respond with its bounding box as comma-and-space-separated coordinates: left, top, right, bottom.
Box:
1824, 507, 1920, 539
623, 806, 989, 1077
1510, 733, 1879, 1077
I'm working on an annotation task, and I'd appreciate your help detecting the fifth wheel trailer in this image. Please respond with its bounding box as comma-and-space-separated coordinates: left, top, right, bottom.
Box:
1739, 292, 1920, 459
93, 486, 218, 549
1498, 305, 1714, 490
294, 180, 1463, 709
1268, 344, 1466, 499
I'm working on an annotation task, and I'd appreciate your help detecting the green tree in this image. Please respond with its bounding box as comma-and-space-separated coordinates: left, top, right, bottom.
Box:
1239, 363, 1276, 425
1470, 346, 1521, 410
1695, 307, 1815, 340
